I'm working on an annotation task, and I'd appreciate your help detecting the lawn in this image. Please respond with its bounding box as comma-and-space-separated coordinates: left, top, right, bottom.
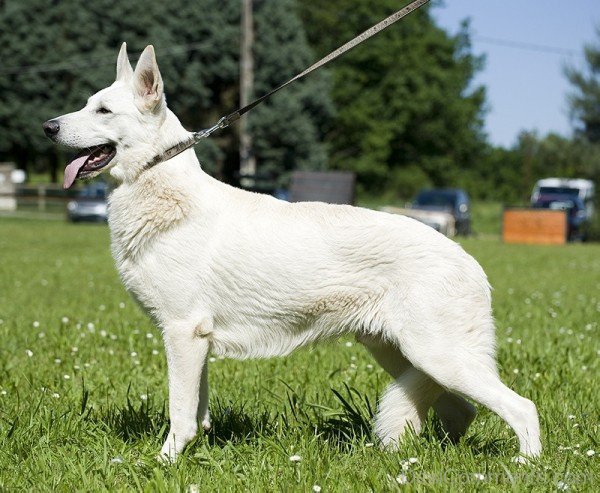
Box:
0, 218, 598, 491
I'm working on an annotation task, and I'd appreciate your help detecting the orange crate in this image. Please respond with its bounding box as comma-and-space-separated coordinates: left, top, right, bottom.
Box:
502, 208, 567, 245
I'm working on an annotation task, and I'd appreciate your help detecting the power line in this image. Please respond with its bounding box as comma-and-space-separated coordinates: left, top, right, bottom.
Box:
0, 34, 583, 77
0, 42, 206, 76
473, 35, 579, 57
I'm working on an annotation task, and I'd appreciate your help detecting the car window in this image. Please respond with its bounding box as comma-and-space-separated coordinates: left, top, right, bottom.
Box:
414, 191, 456, 207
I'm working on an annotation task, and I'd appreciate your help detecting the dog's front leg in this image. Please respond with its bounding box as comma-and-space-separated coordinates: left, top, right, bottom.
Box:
198, 358, 211, 431
159, 324, 210, 462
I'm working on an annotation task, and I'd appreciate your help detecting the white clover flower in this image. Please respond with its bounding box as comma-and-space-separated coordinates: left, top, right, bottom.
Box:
345, 341, 353, 347
312, 486, 322, 492
557, 480, 568, 491
119, 302, 125, 309
513, 369, 519, 374
33, 321, 40, 328
52, 393, 60, 398
365, 443, 374, 448
110, 456, 124, 464
289, 455, 302, 462
87, 322, 95, 331
130, 351, 138, 357
586, 450, 595, 457
71, 347, 78, 353
209, 357, 217, 363
140, 394, 148, 401
63, 374, 70, 380
61, 317, 69, 324
38, 332, 45, 338
54, 359, 61, 364
474, 473, 485, 481
408, 457, 418, 464
187, 485, 200, 493
568, 415, 576, 420
25, 349, 33, 357
366, 364, 373, 369
396, 474, 408, 484
146, 333, 153, 339
534, 373, 541, 379
152, 349, 159, 355
1, 390, 7, 396
99, 305, 106, 311
100, 330, 108, 338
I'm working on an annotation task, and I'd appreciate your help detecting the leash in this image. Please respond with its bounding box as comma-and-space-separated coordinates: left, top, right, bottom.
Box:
144, 0, 430, 169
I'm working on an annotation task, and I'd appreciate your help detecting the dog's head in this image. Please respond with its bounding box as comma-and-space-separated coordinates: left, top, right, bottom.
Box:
43, 43, 169, 189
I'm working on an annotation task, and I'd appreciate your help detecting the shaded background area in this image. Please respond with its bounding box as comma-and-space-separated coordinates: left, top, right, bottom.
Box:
0, 0, 598, 205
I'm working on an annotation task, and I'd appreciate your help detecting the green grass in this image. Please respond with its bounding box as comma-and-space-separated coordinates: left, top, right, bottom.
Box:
0, 218, 598, 492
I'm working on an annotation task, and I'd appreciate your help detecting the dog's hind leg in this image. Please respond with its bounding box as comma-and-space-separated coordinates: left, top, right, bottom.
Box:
374, 366, 443, 448
359, 335, 443, 448
399, 325, 541, 457
432, 392, 477, 442
160, 322, 210, 462
360, 335, 474, 443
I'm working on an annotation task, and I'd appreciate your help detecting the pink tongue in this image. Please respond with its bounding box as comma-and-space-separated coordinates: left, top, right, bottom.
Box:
63, 153, 91, 189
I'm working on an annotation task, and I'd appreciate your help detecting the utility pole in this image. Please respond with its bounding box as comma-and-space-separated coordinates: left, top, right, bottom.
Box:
240, 0, 256, 183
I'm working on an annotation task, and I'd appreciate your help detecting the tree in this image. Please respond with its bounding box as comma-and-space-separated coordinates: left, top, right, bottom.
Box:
298, 0, 487, 197
0, 0, 331, 185
248, 0, 333, 183
565, 26, 600, 143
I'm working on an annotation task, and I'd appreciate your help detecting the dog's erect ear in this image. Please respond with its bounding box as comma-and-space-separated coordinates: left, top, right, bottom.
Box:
116, 42, 133, 82
133, 45, 164, 112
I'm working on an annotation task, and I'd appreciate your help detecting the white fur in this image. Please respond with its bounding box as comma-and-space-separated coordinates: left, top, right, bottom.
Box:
49, 44, 542, 462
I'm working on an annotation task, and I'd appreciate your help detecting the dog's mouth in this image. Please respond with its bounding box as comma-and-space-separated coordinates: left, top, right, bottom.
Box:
63, 144, 116, 190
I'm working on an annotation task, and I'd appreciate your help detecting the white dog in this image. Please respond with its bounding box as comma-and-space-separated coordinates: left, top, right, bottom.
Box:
44, 43, 541, 462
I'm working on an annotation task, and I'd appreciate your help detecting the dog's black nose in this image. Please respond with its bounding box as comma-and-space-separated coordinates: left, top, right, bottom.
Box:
42, 120, 60, 137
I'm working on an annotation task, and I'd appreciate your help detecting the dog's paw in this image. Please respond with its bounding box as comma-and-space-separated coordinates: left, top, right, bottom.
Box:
511, 455, 531, 465
201, 419, 211, 432
156, 451, 177, 464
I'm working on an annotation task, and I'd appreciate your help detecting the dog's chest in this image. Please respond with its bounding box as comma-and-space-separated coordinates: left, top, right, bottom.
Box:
107, 180, 201, 319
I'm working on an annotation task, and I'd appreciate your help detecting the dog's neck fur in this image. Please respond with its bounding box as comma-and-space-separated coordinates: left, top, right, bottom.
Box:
109, 107, 196, 185
108, 108, 216, 259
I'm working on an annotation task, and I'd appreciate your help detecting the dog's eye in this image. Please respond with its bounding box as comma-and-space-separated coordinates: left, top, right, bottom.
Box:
97, 107, 112, 115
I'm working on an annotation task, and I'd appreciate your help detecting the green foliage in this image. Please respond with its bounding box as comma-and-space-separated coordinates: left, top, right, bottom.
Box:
565, 26, 600, 143
299, 1, 487, 194
1, 218, 599, 489
0, 0, 330, 183
250, 0, 333, 181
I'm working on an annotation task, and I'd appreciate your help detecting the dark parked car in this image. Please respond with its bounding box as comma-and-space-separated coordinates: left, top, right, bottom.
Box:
411, 188, 471, 235
532, 193, 588, 241
66, 182, 108, 222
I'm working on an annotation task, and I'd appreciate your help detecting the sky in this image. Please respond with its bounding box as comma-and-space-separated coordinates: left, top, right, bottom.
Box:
432, 0, 600, 148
